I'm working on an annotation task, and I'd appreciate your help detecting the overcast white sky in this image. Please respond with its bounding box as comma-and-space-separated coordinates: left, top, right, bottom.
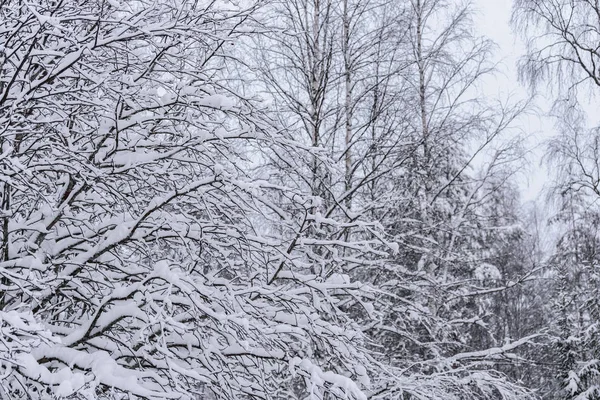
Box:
473, 0, 553, 201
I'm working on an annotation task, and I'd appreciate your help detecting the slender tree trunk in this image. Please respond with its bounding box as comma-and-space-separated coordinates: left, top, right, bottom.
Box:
416, 0, 429, 162
310, 0, 322, 201
342, 0, 353, 210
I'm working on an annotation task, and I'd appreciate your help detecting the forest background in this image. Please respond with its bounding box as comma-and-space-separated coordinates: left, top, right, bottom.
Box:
0, 0, 599, 399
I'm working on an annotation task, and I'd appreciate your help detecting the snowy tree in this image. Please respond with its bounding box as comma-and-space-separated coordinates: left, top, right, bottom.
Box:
534, 120, 600, 400
513, 1, 600, 397
251, 0, 538, 399
0, 0, 381, 399
513, 0, 600, 98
